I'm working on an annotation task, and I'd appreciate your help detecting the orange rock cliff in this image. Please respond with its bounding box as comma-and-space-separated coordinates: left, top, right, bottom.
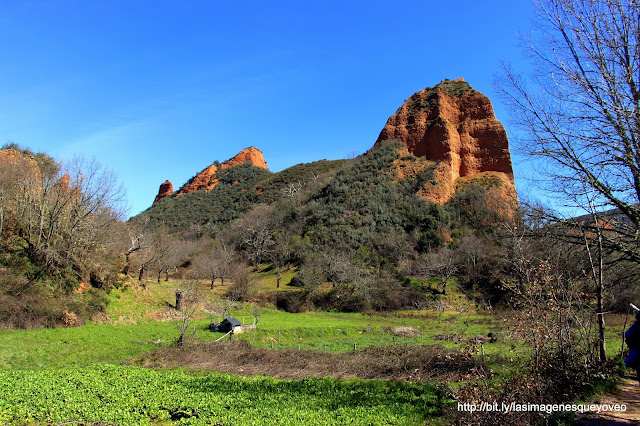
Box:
153, 180, 174, 204
0, 149, 41, 183
152, 147, 268, 204
373, 78, 517, 205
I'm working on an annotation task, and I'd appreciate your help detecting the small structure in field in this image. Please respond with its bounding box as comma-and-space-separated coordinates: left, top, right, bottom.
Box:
211, 317, 257, 334
218, 317, 243, 334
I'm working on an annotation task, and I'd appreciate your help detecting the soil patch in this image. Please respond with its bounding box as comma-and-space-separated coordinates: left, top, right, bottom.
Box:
577, 378, 640, 425
131, 340, 489, 382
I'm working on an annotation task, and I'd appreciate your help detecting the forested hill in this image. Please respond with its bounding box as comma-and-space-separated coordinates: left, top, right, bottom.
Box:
135, 158, 348, 235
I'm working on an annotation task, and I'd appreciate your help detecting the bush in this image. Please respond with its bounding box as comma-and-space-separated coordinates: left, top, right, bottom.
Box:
0, 270, 108, 329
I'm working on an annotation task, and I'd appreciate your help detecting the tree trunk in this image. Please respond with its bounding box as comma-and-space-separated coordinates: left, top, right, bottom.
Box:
138, 265, 145, 281
123, 253, 131, 275
157, 270, 161, 283
175, 289, 184, 311
210, 273, 215, 290
597, 270, 607, 364
165, 268, 169, 281
583, 215, 607, 364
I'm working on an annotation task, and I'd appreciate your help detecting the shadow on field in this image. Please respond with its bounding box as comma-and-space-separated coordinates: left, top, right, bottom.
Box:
130, 340, 490, 382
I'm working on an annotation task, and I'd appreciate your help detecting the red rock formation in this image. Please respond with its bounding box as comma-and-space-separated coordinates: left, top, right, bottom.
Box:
174, 147, 268, 196
56, 173, 71, 190
153, 180, 174, 204
374, 79, 516, 206
0, 149, 41, 184
53, 173, 81, 200
223, 146, 268, 169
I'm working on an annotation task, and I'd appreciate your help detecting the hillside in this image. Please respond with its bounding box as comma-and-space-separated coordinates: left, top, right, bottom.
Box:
0, 145, 123, 328
127, 79, 521, 313
138, 159, 348, 234
138, 79, 516, 235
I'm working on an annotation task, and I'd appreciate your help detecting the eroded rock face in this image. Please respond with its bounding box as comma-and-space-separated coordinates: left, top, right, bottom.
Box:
175, 147, 268, 196
224, 146, 268, 169
374, 79, 516, 205
153, 180, 174, 204
0, 149, 41, 184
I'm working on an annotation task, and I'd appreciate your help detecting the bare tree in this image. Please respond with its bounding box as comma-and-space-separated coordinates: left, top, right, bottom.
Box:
416, 249, 457, 295
497, 0, 640, 363
134, 228, 167, 284
154, 239, 197, 283
270, 232, 294, 288
218, 297, 239, 320
0, 148, 126, 283
225, 263, 258, 301
123, 220, 146, 276
498, 0, 640, 263
281, 180, 303, 199
320, 249, 355, 288
169, 282, 201, 346
501, 222, 603, 372
192, 240, 236, 289
236, 205, 275, 271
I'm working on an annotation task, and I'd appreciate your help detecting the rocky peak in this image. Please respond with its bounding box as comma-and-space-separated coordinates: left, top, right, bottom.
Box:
374, 79, 516, 205
224, 146, 268, 169
153, 180, 174, 204
172, 147, 268, 197
0, 149, 42, 186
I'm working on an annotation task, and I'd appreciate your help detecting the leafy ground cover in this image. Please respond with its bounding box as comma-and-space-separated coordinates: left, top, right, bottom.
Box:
0, 364, 452, 425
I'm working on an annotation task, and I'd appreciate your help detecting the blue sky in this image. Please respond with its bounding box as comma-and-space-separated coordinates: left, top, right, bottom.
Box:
1, 0, 536, 217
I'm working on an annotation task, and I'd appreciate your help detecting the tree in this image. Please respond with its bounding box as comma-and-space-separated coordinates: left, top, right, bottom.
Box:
192, 240, 236, 289
154, 239, 197, 283
169, 282, 201, 346
498, 0, 640, 364
319, 249, 356, 288
416, 248, 457, 295
500, 222, 604, 376
0, 148, 126, 283
235, 205, 276, 271
225, 263, 258, 301
270, 232, 294, 288
498, 0, 640, 262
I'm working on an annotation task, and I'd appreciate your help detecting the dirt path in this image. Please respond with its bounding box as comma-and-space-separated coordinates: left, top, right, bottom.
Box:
577, 378, 640, 425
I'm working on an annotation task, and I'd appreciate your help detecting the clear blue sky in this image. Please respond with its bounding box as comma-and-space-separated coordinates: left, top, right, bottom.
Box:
1, 0, 536, 217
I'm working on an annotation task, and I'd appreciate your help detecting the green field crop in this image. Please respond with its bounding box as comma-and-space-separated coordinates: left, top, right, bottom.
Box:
0, 364, 451, 425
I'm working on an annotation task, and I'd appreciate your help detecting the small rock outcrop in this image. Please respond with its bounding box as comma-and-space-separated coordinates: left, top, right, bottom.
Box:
223, 146, 268, 169
374, 79, 516, 205
171, 147, 268, 197
0, 149, 41, 184
153, 180, 174, 204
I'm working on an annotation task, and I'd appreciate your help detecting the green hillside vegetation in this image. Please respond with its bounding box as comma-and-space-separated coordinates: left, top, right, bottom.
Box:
303, 142, 447, 253
139, 159, 349, 235
141, 164, 273, 234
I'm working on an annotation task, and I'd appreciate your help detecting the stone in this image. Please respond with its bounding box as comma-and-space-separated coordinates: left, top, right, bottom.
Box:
175, 147, 268, 196
153, 180, 174, 204
373, 79, 517, 206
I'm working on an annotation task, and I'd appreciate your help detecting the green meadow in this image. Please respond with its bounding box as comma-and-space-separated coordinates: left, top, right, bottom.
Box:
0, 278, 627, 425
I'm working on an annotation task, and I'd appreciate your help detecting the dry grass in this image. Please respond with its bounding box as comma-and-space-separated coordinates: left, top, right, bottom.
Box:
385, 326, 421, 337
132, 340, 488, 382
